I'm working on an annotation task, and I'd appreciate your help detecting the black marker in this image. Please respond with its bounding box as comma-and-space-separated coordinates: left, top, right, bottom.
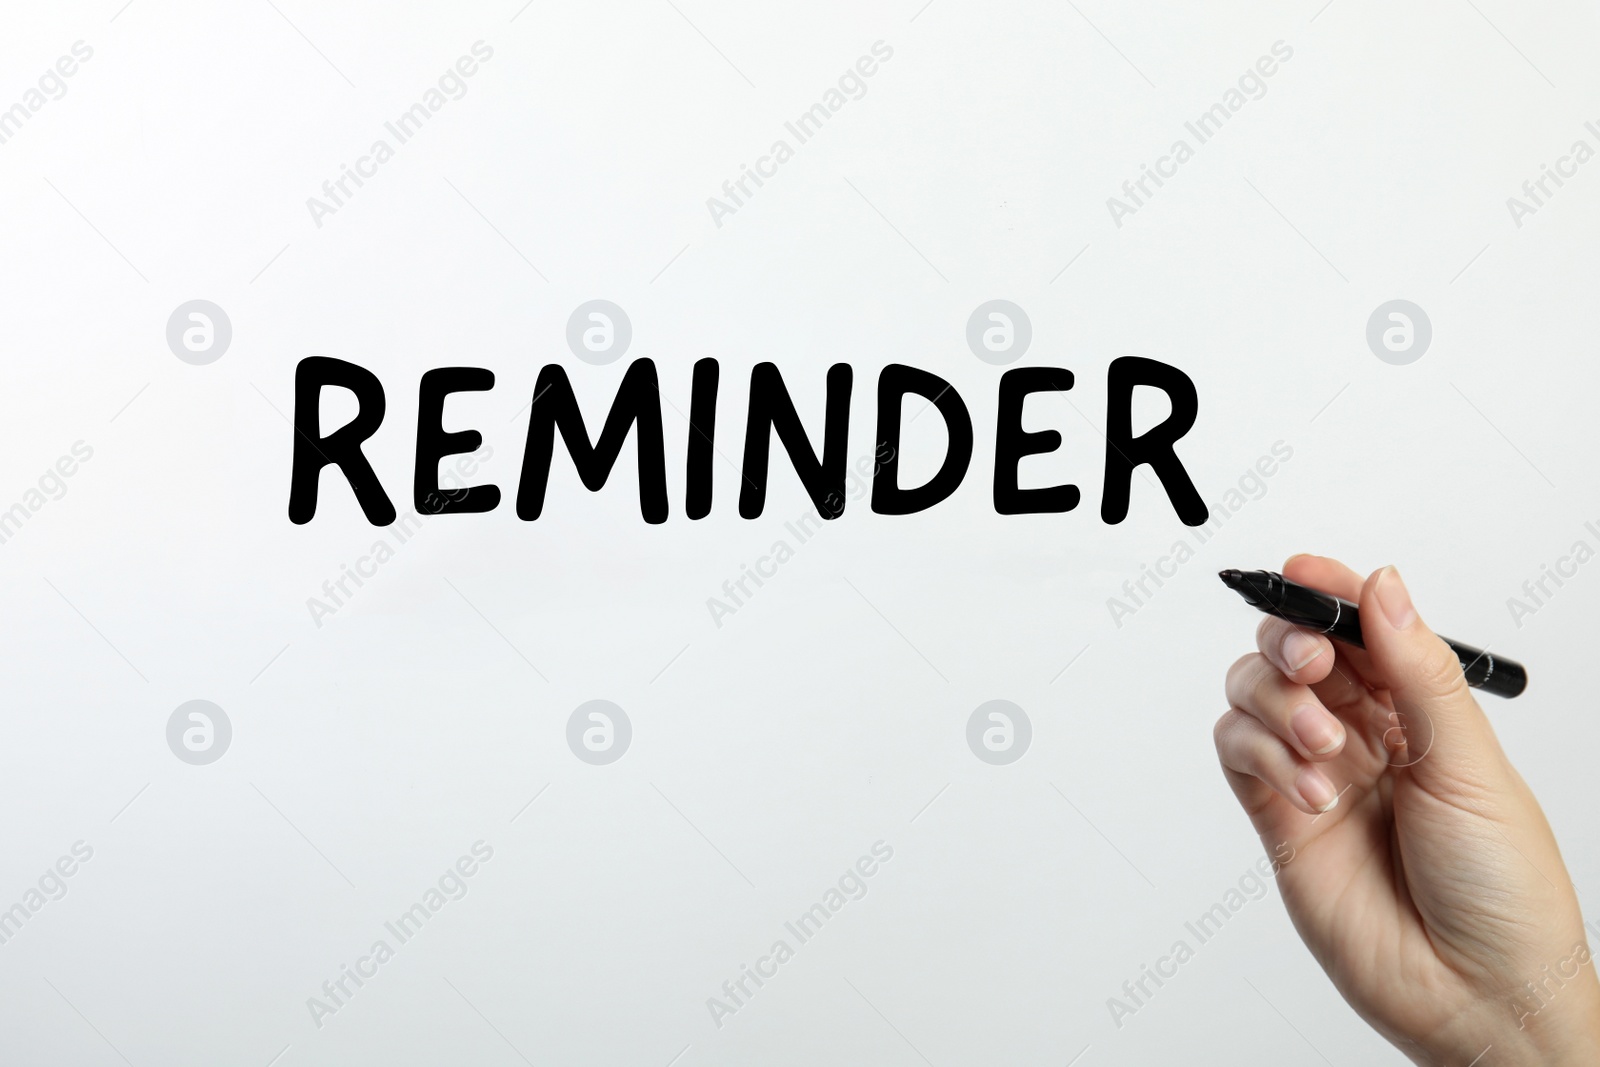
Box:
1219, 569, 1527, 699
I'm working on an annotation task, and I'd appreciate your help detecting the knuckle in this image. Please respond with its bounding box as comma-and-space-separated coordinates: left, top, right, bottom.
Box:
1413, 639, 1469, 695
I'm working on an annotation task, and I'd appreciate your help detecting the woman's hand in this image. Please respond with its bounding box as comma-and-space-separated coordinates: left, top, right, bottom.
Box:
1215, 554, 1600, 1064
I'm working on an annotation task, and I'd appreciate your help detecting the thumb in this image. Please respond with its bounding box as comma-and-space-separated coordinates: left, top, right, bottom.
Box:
1358, 565, 1504, 786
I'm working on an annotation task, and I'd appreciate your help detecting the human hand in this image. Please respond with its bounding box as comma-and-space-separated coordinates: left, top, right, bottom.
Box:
1215, 554, 1600, 1064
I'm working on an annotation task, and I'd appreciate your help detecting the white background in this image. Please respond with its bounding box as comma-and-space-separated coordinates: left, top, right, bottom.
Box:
1, 1, 1597, 1063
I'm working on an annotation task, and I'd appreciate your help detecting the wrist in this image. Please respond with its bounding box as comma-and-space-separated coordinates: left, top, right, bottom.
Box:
1518, 1001, 1600, 1066
1422, 980, 1600, 1067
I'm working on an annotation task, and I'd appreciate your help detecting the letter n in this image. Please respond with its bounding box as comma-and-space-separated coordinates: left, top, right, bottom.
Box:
739, 362, 852, 519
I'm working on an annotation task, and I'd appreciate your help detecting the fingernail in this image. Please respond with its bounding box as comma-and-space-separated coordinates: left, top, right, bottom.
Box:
1375, 565, 1417, 630
1281, 630, 1323, 673
1291, 704, 1344, 755
1296, 767, 1340, 812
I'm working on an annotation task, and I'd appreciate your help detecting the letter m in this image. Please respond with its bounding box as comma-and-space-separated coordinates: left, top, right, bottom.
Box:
516, 359, 668, 523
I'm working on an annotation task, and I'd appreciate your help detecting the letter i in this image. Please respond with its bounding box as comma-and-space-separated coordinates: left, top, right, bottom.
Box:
686, 358, 719, 519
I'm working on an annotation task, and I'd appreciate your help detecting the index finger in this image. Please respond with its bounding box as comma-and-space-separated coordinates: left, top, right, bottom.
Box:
1281, 553, 1379, 677
1282, 553, 1365, 602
